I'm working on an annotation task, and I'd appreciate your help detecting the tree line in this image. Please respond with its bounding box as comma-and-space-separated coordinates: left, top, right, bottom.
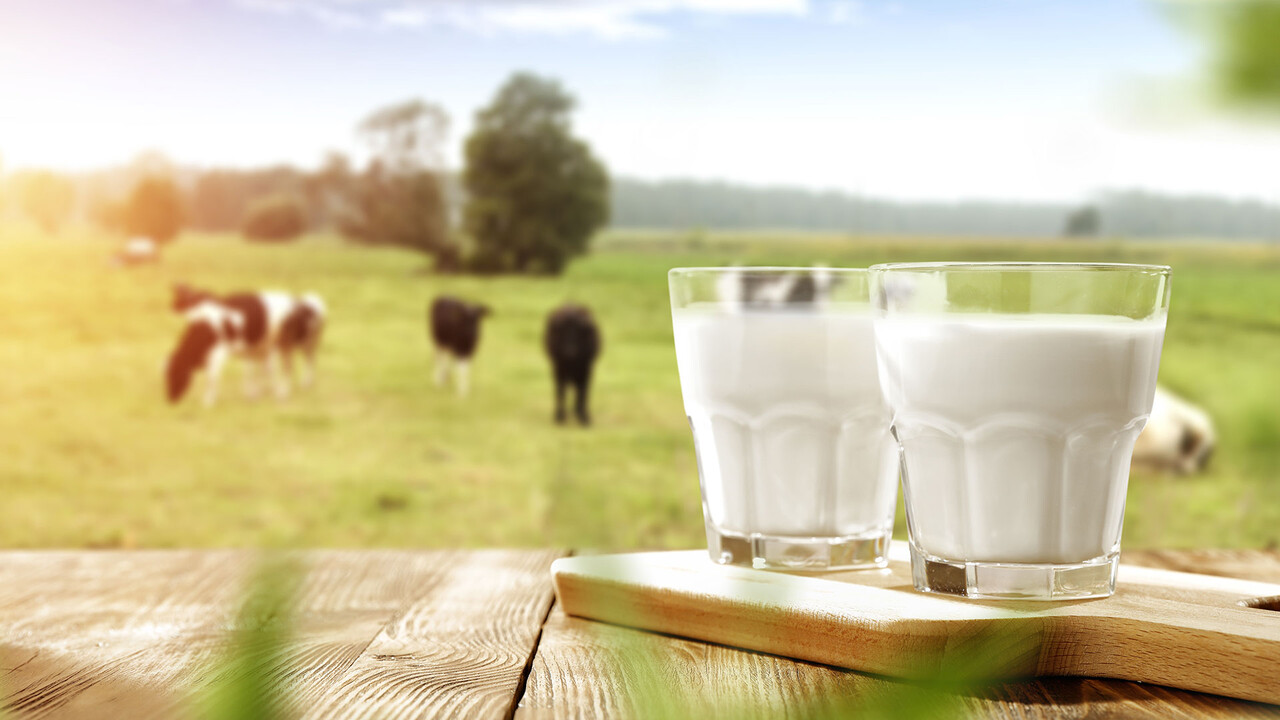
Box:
0, 72, 611, 276
10, 156, 1280, 250
611, 179, 1280, 241
9, 64, 1280, 254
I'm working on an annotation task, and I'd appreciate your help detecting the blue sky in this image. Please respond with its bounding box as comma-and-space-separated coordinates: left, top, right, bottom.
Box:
1, 0, 1276, 201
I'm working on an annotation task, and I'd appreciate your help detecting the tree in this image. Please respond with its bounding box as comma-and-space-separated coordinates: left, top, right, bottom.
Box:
91, 198, 128, 234
1062, 205, 1101, 238
19, 171, 75, 234
463, 73, 609, 275
125, 177, 183, 243
358, 100, 449, 173
338, 100, 454, 262
188, 171, 243, 232
305, 151, 357, 230
243, 195, 308, 242
188, 167, 307, 232
340, 162, 450, 256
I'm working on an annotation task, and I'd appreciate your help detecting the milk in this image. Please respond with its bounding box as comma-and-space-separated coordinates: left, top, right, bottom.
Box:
874, 313, 1166, 564
673, 304, 898, 541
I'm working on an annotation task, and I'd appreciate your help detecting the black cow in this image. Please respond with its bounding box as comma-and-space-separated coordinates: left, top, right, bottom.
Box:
429, 296, 490, 396
545, 304, 601, 425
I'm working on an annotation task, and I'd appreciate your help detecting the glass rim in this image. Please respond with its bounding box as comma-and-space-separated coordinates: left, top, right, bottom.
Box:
669, 266, 868, 276
869, 261, 1170, 274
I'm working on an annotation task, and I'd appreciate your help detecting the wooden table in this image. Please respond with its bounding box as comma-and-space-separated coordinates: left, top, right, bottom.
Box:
1, 548, 1278, 719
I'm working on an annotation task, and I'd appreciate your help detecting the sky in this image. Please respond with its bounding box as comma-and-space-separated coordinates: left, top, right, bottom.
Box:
1, 0, 1278, 202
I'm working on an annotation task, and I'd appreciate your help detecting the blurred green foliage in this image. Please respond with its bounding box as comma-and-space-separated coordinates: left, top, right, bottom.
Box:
197, 557, 300, 720
1203, 0, 1280, 111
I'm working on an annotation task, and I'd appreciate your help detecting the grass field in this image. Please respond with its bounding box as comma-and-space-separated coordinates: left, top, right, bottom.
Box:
2, 226, 1278, 550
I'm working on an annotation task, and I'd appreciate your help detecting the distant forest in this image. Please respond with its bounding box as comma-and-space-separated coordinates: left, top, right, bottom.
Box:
11, 158, 1280, 241
610, 178, 1280, 240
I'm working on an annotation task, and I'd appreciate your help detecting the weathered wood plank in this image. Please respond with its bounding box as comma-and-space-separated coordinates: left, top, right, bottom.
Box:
303, 549, 562, 720
0, 550, 252, 719
517, 603, 898, 719
1, 548, 1274, 719
0, 549, 564, 720
519, 550, 1280, 720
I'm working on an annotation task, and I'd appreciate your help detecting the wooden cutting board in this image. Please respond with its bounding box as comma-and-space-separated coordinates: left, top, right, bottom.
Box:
551, 541, 1280, 704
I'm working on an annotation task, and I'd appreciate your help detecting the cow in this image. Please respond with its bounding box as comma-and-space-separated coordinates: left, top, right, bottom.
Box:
113, 237, 159, 266
1133, 387, 1217, 475
280, 292, 327, 390
429, 296, 490, 397
545, 304, 601, 426
167, 285, 326, 406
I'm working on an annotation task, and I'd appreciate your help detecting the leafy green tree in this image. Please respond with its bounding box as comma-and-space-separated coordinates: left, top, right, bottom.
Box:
339, 100, 453, 262
463, 72, 609, 275
243, 195, 308, 242
125, 177, 183, 243
19, 171, 75, 234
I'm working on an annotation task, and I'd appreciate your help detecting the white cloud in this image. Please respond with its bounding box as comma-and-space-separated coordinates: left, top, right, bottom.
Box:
235, 0, 810, 39
825, 0, 861, 26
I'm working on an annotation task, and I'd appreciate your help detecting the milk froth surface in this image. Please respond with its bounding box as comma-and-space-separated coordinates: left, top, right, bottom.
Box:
874, 313, 1166, 564
673, 304, 898, 539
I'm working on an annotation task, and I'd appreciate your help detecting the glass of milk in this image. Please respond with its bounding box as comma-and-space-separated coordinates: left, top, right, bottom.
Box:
870, 262, 1171, 599
669, 267, 899, 570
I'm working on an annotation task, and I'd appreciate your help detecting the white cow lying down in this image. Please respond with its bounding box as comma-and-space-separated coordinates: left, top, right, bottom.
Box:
1133, 387, 1216, 475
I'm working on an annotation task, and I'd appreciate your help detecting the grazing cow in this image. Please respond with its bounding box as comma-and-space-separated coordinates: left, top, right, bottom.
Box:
429, 296, 490, 396
715, 266, 841, 308
1133, 387, 1217, 475
167, 285, 326, 406
545, 304, 601, 425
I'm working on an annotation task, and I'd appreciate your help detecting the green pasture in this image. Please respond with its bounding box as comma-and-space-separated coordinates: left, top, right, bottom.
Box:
1, 226, 1277, 550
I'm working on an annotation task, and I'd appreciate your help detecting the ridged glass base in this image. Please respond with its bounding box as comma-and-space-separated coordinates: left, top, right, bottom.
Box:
706, 522, 891, 571
909, 540, 1119, 600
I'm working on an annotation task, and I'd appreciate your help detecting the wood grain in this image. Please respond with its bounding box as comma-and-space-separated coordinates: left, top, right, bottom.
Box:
1124, 548, 1280, 584
1, 547, 1276, 719
0, 549, 563, 720
301, 549, 561, 720
529, 547, 1280, 719
519, 604, 1280, 719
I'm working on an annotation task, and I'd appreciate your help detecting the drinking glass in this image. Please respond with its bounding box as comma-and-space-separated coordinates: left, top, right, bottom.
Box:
669, 267, 899, 570
870, 262, 1171, 599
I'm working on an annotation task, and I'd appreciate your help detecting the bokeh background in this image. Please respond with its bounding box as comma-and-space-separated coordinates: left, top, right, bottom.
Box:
1, 0, 1278, 551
